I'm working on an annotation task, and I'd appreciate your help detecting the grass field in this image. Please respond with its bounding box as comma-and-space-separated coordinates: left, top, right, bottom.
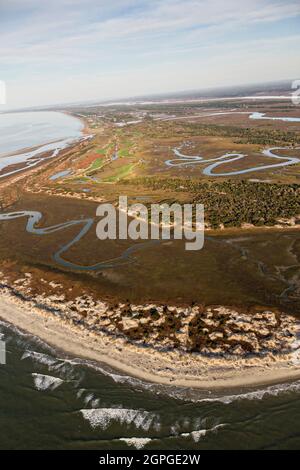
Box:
102, 163, 136, 182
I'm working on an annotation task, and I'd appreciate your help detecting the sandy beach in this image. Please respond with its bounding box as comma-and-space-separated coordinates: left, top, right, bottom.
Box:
1, 290, 300, 390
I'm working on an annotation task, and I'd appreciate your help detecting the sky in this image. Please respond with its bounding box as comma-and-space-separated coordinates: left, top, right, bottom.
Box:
0, 0, 300, 108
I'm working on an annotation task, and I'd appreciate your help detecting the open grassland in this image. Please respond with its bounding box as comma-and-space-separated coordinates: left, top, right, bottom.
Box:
102, 163, 137, 182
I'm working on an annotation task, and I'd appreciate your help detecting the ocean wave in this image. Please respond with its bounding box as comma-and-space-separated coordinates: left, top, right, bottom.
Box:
83, 392, 100, 408
115, 423, 226, 448
21, 349, 83, 383
0, 319, 29, 338
179, 423, 226, 442
76, 388, 100, 407
67, 357, 156, 390
0, 319, 56, 353
22, 350, 58, 367
13, 330, 300, 405
80, 408, 159, 431
22, 350, 300, 405
119, 437, 152, 449
199, 381, 300, 404
32, 373, 63, 391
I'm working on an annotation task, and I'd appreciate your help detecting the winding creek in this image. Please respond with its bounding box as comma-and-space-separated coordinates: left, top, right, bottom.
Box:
159, 111, 300, 123
0, 211, 158, 271
166, 146, 300, 176
0, 210, 298, 305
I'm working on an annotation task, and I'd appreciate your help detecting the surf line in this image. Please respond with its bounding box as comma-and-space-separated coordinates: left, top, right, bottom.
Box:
0, 211, 157, 270
166, 146, 300, 176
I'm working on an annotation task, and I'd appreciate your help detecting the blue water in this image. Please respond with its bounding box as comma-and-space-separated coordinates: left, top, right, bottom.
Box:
50, 170, 72, 180
0, 111, 83, 156
0, 210, 158, 271
250, 112, 300, 123
0, 111, 84, 178
166, 146, 300, 176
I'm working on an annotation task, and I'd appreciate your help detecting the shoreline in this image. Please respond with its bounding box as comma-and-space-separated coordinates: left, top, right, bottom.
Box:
1, 290, 300, 391
0, 111, 91, 182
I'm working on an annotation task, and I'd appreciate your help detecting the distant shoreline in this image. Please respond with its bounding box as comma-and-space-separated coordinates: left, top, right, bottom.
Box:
0, 111, 89, 181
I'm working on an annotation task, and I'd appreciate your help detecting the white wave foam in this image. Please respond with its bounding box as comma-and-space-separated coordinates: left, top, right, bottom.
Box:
0, 320, 56, 353
179, 423, 226, 442
22, 350, 58, 367
80, 408, 158, 431
76, 388, 85, 398
180, 429, 207, 442
82, 393, 100, 408
0, 319, 31, 338
32, 373, 63, 391
20, 350, 300, 404
200, 381, 300, 404
119, 438, 152, 449
22, 350, 82, 383
68, 357, 160, 394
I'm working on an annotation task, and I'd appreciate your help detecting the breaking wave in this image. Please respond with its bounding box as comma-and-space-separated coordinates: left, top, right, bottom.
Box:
32, 373, 63, 391
119, 437, 152, 449
198, 381, 300, 404
179, 423, 226, 442
80, 408, 159, 432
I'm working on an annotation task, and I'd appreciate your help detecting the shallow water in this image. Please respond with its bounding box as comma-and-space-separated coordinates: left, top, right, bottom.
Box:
0, 111, 83, 157
0, 319, 300, 450
49, 170, 72, 181
0, 111, 84, 178
250, 112, 300, 123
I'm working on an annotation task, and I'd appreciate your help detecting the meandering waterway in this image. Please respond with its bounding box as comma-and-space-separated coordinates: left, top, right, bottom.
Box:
0, 211, 159, 270
166, 146, 300, 176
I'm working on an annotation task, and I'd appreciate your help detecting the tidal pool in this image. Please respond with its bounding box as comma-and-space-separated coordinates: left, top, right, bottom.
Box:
49, 170, 72, 181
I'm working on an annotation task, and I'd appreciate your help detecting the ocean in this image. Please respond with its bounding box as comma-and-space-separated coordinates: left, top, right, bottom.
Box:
0, 111, 83, 157
0, 319, 300, 450
0, 111, 84, 178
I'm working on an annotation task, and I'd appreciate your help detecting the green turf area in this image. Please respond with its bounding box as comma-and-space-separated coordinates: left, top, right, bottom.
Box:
88, 158, 105, 171
68, 176, 91, 183
96, 142, 114, 155
102, 163, 136, 182
118, 148, 130, 157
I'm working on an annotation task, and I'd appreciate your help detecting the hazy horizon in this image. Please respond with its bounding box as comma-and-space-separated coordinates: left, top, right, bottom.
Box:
1, 1, 300, 109
0, 78, 296, 113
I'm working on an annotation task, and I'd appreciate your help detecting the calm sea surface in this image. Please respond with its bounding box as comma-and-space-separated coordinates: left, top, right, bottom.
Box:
0, 111, 83, 157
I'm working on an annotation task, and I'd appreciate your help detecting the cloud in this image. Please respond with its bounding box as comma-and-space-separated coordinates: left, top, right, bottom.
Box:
0, 0, 300, 106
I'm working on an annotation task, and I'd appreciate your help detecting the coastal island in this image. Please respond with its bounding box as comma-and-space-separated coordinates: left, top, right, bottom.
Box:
0, 94, 300, 392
